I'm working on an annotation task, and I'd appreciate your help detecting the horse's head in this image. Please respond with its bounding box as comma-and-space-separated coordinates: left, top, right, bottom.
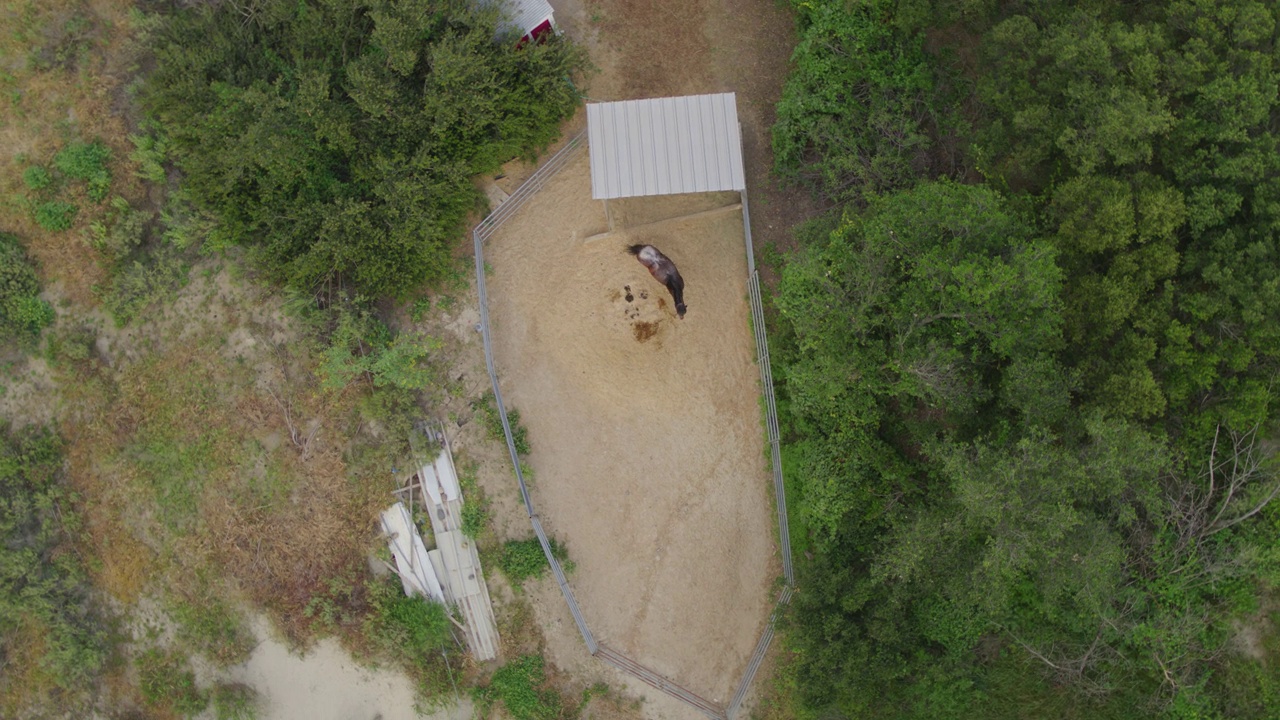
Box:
676, 302, 687, 319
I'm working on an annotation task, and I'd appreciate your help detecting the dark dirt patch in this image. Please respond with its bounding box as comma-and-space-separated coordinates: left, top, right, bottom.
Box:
632, 320, 659, 343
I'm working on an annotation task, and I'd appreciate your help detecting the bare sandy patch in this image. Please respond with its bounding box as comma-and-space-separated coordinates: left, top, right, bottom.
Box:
217, 616, 473, 720
483, 151, 778, 702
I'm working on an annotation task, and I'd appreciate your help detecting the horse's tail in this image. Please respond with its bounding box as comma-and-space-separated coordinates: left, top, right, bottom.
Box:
625, 244, 646, 256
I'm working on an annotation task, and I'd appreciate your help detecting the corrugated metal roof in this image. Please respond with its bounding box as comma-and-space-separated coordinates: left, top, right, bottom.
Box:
587, 93, 746, 200
486, 0, 555, 39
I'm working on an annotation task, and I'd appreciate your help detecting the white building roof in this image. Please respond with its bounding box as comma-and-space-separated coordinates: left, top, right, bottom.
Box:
587, 93, 746, 200
489, 0, 555, 38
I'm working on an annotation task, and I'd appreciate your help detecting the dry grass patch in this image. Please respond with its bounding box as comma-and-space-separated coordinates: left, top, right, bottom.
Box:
0, 0, 150, 304
54, 295, 401, 654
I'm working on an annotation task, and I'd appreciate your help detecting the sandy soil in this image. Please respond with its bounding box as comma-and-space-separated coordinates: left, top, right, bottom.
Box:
483, 152, 777, 703
218, 616, 472, 720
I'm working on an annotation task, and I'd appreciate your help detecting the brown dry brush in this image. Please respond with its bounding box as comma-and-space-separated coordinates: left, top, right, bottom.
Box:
0, 0, 149, 304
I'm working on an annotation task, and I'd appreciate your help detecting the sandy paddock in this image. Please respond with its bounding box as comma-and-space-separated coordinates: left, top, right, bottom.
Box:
484, 151, 778, 702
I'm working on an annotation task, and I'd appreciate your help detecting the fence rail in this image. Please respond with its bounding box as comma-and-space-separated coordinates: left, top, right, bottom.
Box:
597, 645, 727, 720
472, 130, 792, 720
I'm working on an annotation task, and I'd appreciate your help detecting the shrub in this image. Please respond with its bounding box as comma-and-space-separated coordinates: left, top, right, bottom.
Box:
366, 576, 451, 657
88, 197, 151, 262
480, 394, 531, 455
136, 648, 207, 717
22, 165, 52, 191
461, 498, 487, 538
33, 200, 77, 231
498, 538, 571, 589
99, 248, 188, 326
0, 425, 108, 696
211, 683, 258, 720
53, 140, 111, 202
0, 232, 55, 344
169, 595, 254, 667
476, 654, 563, 720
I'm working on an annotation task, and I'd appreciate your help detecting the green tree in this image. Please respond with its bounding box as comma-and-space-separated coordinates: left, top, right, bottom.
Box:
144, 0, 586, 298
773, 0, 949, 204
776, 180, 1064, 539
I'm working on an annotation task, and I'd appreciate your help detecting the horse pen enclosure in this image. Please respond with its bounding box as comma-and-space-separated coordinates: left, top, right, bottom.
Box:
474, 106, 793, 719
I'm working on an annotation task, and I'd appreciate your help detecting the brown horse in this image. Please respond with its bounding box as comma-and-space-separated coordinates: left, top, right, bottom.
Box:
627, 244, 686, 318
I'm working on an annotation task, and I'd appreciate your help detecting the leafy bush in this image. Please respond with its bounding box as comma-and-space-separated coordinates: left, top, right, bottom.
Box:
129, 130, 170, 183
773, 0, 951, 204
211, 684, 258, 720
53, 140, 111, 202
169, 595, 254, 666
98, 246, 187, 326
22, 165, 52, 191
771, 1, 1280, 717
0, 233, 54, 345
144, 0, 587, 297
480, 393, 531, 455
476, 654, 563, 720
136, 647, 207, 717
33, 200, 77, 231
366, 576, 451, 657
317, 300, 441, 391
461, 497, 488, 538
499, 538, 570, 589
87, 197, 151, 262
0, 426, 107, 696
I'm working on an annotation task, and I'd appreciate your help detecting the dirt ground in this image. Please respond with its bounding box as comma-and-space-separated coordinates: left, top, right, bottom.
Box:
482, 150, 778, 705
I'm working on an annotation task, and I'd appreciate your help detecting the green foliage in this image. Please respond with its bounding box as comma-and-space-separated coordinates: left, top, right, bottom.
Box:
22, 165, 52, 191
498, 538, 571, 589
773, 0, 958, 204
129, 130, 170, 183
771, 2, 1280, 716
480, 393, 531, 455
88, 196, 151, 262
0, 425, 107, 694
0, 233, 55, 345
461, 497, 488, 538
144, 0, 587, 297
136, 647, 207, 717
33, 200, 77, 231
98, 245, 188, 326
317, 299, 441, 392
777, 179, 1061, 539
302, 572, 364, 633
365, 575, 451, 656
169, 594, 254, 666
211, 684, 258, 720
476, 654, 563, 720
362, 575, 457, 702
53, 140, 111, 202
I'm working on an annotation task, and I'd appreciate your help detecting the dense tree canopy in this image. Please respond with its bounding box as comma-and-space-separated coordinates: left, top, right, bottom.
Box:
772, 0, 1280, 717
144, 0, 586, 297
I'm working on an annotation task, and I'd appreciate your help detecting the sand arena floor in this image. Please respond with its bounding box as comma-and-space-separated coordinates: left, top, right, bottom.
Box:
483, 152, 778, 702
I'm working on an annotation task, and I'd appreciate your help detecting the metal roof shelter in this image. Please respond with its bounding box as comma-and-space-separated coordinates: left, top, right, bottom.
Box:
487, 0, 555, 41
587, 93, 746, 200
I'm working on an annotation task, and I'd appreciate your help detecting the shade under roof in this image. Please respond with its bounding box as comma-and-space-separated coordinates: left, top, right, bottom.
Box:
587, 93, 746, 200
